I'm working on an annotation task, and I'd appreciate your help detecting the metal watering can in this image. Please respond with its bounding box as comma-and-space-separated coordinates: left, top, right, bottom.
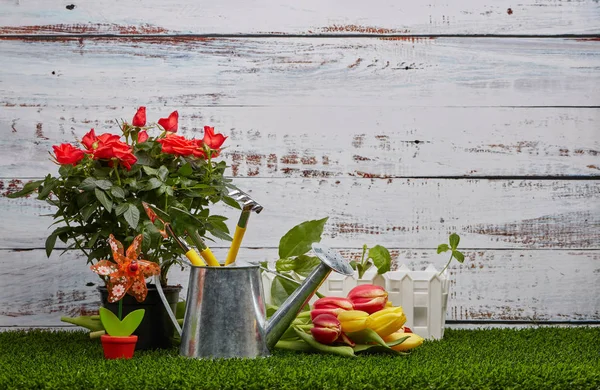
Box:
156, 243, 353, 359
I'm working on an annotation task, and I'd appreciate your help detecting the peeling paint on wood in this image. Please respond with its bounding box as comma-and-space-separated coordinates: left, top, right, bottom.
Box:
0, 38, 599, 108
0, 0, 598, 35
0, 249, 597, 326
2, 178, 598, 250
1, 106, 598, 178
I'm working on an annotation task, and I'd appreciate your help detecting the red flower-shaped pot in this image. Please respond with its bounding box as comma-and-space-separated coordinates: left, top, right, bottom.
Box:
101, 335, 138, 359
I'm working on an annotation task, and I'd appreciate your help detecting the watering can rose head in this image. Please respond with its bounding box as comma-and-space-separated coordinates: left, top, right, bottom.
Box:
8, 107, 233, 285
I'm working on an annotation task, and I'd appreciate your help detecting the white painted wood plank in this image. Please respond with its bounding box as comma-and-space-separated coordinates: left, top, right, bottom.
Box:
0, 0, 599, 35
1, 249, 597, 326
1, 106, 599, 178
2, 178, 598, 250
0, 38, 598, 108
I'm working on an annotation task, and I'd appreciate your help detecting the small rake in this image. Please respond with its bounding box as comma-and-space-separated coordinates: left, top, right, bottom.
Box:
224, 189, 263, 266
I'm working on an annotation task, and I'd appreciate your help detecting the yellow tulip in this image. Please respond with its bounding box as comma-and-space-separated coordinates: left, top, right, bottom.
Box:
384, 331, 424, 351
337, 310, 372, 333
368, 306, 406, 337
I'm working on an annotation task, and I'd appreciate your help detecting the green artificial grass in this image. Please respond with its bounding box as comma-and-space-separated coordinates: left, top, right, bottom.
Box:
0, 328, 598, 389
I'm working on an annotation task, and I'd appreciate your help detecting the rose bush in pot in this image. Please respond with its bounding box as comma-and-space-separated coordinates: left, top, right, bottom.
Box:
10, 107, 236, 348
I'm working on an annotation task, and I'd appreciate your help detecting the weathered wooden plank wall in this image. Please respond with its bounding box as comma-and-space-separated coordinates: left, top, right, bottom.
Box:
0, 0, 599, 327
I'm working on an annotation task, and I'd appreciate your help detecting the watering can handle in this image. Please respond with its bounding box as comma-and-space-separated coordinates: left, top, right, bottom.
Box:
154, 275, 182, 336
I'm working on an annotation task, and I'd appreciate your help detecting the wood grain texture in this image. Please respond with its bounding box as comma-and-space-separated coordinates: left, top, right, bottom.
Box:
2, 178, 599, 250
0, 0, 599, 35
0, 38, 599, 109
1, 249, 598, 326
1, 106, 599, 178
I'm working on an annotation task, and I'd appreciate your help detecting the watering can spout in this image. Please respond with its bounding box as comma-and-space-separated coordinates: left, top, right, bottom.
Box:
265, 243, 354, 350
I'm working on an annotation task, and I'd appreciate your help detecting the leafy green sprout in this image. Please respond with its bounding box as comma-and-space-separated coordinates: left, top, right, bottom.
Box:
437, 233, 464, 274
349, 244, 391, 279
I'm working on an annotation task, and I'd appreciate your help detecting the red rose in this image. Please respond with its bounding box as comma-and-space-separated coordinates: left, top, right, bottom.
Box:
53, 143, 85, 166
137, 130, 149, 143
132, 106, 146, 127
83, 131, 137, 170
158, 111, 178, 132
202, 126, 227, 150
157, 134, 195, 156
81, 128, 97, 150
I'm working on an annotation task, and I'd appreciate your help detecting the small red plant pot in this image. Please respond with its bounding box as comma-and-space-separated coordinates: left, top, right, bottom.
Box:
101, 335, 138, 359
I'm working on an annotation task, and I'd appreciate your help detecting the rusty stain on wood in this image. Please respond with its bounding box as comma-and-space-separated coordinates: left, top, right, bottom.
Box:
347, 58, 362, 69
319, 25, 410, 34
0, 23, 170, 35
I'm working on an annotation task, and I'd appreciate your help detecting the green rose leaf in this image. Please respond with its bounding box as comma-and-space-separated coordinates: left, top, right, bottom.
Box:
453, 250, 465, 263
142, 166, 158, 176
78, 177, 97, 191
437, 244, 449, 254
144, 178, 163, 191
222, 195, 242, 210
114, 203, 129, 217
110, 186, 126, 199
6, 179, 43, 198
94, 188, 113, 212
449, 233, 460, 250
80, 203, 97, 222
38, 178, 58, 199
157, 165, 169, 181
278, 217, 328, 259
369, 245, 391, 274
123, 203, 140, 229
95, 180, 113, 191
178, 163, 193, 177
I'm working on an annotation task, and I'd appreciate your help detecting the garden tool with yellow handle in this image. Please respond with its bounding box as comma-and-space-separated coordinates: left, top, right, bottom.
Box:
224, 189, 263, 266
141, 202, 220, 267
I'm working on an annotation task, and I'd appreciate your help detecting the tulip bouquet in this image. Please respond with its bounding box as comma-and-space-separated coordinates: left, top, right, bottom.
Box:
9, 107, 235, 285
276, 284, 424, 356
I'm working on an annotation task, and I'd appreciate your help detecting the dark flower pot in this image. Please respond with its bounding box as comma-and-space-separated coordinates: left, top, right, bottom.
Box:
101, 335, 137, 359
98, 284, 181, 350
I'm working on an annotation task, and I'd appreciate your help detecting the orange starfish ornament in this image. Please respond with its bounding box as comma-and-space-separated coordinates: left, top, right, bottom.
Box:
90, 234, 160, 303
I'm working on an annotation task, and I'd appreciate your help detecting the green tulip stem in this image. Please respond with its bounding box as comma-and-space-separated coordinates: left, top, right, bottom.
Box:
118, 300, 123, 321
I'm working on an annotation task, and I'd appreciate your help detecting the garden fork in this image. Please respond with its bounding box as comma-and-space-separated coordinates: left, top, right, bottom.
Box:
224, 189, 263, 266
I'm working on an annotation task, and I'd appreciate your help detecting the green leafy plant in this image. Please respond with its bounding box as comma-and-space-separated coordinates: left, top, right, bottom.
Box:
99, 307, 145, 337
437, 233, 464, 273
262, 217, 329, 307
350, 244, 391, 279
8, 107, 237, 285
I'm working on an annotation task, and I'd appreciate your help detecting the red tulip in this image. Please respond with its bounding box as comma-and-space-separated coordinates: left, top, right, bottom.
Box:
310, 297, 353, 320
132, 106, 146, 127
347, 284, 388, 314
158, 110, 178, 132
310, 314, 342, 345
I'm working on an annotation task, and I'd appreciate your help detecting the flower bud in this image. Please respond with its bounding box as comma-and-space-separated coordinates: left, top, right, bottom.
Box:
368, 306, 406, 337
347, 284, 388, 314
337, 310, 372, 333
310, 314, 342, 345
383, 331, 424, 351
310, 297, 353, 320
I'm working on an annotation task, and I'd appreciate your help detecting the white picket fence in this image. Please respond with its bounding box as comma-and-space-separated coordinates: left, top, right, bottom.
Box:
262, 264, 449, 339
